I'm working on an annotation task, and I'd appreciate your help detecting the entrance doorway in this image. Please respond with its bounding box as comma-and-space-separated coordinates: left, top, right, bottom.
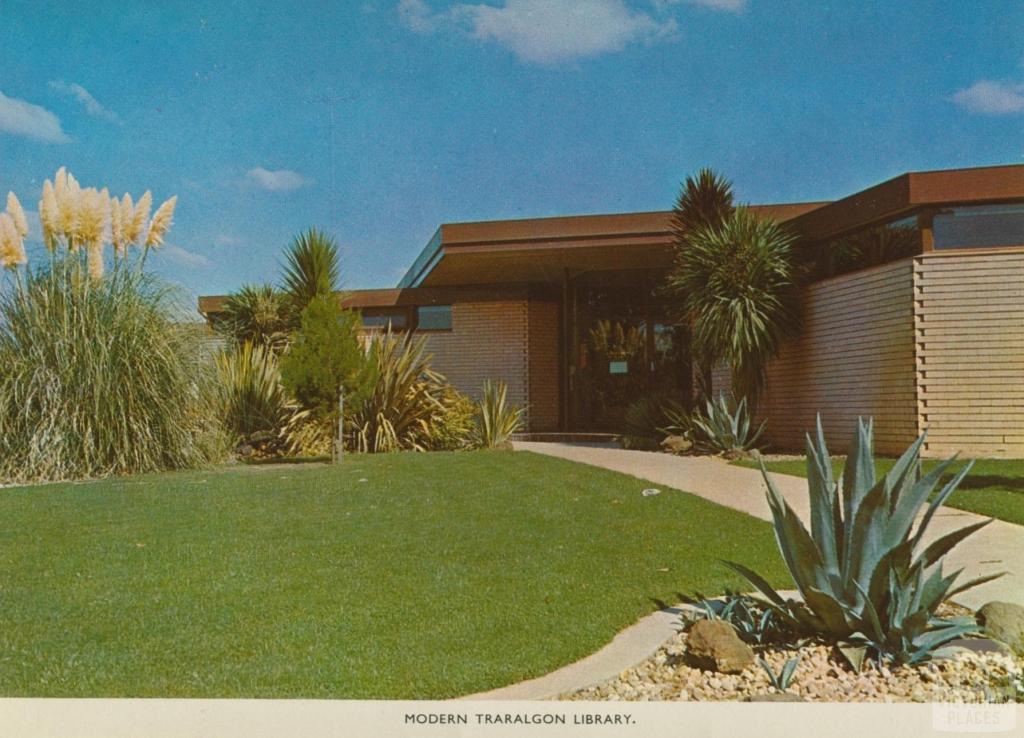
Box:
567, 269, 691, 432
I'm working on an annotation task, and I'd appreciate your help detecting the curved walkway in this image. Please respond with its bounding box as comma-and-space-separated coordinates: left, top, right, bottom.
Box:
514, 442, 1024, 610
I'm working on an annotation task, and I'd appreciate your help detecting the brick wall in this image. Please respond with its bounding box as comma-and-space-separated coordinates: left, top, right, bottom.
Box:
527, 301, 561, 431
420, 300, 532, 425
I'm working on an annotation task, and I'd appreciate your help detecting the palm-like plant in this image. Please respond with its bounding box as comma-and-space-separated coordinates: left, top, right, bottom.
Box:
214, 340, 294, 439
217, 283, 290, 351
280, 227, 341, 318
668, 168, 734, 399
669, 168, 734, 243
667, 207, 800, 405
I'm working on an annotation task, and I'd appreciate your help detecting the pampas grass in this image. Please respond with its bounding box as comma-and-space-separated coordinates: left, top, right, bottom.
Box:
0, 256, 228, 483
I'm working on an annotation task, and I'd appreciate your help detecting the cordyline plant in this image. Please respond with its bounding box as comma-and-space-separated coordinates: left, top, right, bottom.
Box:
727, 417, 1002, 666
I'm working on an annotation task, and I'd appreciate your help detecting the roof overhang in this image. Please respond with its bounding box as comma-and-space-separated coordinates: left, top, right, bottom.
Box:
788, 164, 1024, 242
398, 202, 827, 288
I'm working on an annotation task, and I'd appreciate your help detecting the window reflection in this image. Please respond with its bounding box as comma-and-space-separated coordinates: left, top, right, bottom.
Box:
933, 204, 1024, 249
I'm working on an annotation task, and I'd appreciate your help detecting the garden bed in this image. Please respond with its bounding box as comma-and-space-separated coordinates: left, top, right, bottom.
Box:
563, 603, 1024, 703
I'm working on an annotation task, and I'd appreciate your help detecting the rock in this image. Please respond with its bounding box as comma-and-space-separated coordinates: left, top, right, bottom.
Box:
943, 637, 1013, 656
237, 444, 254, 457
976, 602, 1024, 652
661, 435, 693, 454
744, 693, 805, 702
685, 620, 755, 674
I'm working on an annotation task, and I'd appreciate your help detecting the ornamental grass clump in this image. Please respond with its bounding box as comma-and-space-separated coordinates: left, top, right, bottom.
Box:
0, 168, 223, 482
0, 259, 226, 482
727, 417, 1002, 666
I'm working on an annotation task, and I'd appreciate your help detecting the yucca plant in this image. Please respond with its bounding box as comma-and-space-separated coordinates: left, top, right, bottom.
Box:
727, 417, 1002, 666
472, 380, 526, 449
692, 393, 765, 456
350, 329, 447, 453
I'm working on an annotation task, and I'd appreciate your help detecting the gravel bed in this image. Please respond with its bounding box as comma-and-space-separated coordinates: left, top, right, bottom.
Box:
562, 606, 1023, 703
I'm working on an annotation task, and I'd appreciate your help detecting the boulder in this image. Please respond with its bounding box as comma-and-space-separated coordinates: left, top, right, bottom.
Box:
661, 435, 693, 455
976, 601, 1024, 652
685, 620, 755, 674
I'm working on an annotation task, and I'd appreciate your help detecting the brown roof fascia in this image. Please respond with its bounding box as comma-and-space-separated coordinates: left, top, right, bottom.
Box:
198, 285, 537, 316
789, 164, 1024, 242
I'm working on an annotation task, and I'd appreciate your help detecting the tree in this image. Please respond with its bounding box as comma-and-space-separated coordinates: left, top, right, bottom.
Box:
279, 294, 374, 425
280, 227, 341, 321
666, 207, 800, 407
668, 168, 735, 400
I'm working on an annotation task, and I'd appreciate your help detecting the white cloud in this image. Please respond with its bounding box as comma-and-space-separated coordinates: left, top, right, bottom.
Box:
951, 79, 1024, 115
245, 167, 312, 192
400, 0, 678, 64
214, 233, 242, 246
159, 244, 213, 268
48, 80, 120, 122
656, 0, 746, 11
0, 90, 70, 143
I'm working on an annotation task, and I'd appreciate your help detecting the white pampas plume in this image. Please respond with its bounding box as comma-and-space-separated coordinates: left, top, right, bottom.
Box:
145, 195, 177, 248
40, 179, 59, 250
75, 187, 108, 249
129, 191, 151, 244
0, 213, 26, 269
110, 195, 124, 256
6, 192, 29, 237
55, 167, 80, 245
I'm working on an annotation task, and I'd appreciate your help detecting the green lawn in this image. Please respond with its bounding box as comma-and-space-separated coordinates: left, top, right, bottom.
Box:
734, 456, 1024, 526
0, 451, 787, 699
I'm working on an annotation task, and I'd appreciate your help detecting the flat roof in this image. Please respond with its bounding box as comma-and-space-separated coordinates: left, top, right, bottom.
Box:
199, 163, 1024, 313
398, 202, 827, 288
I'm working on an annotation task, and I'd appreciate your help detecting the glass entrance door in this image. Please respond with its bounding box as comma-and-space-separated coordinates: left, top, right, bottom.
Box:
568, 270, 690, 432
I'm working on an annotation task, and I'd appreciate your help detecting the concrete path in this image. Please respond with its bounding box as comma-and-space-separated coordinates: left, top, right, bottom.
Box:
514, 442, 1023, 610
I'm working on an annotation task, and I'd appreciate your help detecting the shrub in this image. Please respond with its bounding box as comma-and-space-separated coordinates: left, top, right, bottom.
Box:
279, 294, 374, 425
350, 330, 448, 453
692, 393, 765, 457
727, 417, 1001, 666
623, 394, 693, 444
0, 258, 227, 482
472, 380, 525, 449
422, 386, 477, 451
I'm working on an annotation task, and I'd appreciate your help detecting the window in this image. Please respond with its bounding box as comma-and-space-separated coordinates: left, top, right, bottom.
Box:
360, 308, 408, 330
807, 215, 921, 280
416, 305, 452, 331
932, 204, 1024, 249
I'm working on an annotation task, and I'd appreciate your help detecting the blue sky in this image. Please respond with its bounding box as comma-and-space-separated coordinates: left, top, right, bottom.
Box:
0, 1, 1022, 299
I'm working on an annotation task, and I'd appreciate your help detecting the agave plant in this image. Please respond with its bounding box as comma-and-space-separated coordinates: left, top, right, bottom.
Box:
473, 380, 526, 449
692, 393, 765, 456
727, 417, 1002, 666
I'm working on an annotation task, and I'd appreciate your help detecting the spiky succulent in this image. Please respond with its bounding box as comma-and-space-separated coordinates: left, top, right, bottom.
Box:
692, 393, 765, 456
727, 417, 1002, 665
